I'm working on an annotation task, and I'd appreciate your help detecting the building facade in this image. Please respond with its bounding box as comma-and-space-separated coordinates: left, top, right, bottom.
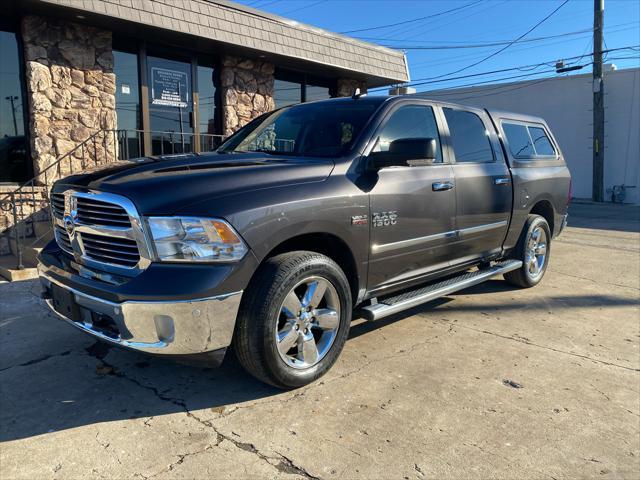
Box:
0, 0, 408, 260
419, 67, 640, 205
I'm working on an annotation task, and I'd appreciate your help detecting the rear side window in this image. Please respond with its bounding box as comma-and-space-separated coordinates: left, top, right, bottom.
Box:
443, 108, 494, 163
529, 126, 556, 156
503, 123, 534, 157
374, 104, 442, 162
503, 122, 556, 158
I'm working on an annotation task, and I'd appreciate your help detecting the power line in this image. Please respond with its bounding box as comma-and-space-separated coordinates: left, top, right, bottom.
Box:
245, 0, 282, 8
405, 52, 639, 98
381, 56, 579, 89
377, 0, 498, 41
420, 0, 570, 81
408, 23, 639, 71
383, 0, 509, 42
606, 55, 640, 61
399, 2, 593, 44
434, 76, 559, 102
381, 28, 594, 50
352, 28, 591, 45
416, 67, 569, 92
280, 0, 325, 15
339, 0, 485, 34
369, 45, 639, 93
407, 45, 638, 87
377, 4, 593, 48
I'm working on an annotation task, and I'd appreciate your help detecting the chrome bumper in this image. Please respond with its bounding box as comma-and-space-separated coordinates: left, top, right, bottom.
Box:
39, 268, 242, 355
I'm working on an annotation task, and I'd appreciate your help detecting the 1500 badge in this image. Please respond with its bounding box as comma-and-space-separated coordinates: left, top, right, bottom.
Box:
372, 211, 398, 227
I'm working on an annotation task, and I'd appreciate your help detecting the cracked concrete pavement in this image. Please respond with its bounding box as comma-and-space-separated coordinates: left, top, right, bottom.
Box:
1, 202, 639, 479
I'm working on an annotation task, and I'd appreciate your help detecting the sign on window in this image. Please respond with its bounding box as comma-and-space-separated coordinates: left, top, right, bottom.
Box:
150, 67, 189, 108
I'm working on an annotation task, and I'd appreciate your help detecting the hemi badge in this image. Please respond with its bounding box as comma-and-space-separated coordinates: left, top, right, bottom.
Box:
351, 215, 368, 226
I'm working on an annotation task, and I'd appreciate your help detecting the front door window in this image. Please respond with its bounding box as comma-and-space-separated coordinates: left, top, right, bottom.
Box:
147, 55, 194, 155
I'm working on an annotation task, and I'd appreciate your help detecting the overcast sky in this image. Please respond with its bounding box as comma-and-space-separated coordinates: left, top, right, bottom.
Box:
234, 0, 640, 92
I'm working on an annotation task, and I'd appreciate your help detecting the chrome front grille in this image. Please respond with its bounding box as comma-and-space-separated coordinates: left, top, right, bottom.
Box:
54, 224, 73, 253
76, 197, 131, 227
51, 190, 151, 275
51, 193, 65, 218
81, 232, 140, 267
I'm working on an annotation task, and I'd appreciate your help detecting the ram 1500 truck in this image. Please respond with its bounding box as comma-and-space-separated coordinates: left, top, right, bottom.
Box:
38, 95, 571, 388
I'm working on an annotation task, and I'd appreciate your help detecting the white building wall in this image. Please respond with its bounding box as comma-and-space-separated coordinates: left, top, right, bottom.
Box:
419, 68, 640, 204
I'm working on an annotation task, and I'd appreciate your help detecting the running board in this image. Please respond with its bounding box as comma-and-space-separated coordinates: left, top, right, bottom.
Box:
360, 260, 522, 321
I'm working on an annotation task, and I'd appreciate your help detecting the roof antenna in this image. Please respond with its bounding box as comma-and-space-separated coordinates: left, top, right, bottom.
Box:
352, 87, 367, 99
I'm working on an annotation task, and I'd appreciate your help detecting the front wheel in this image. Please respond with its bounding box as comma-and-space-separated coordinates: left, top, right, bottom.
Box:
233, 251, 352, 389
504, 214, 551, 288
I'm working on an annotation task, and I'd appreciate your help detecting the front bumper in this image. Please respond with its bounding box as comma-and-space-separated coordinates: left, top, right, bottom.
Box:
39, 263, 243, 357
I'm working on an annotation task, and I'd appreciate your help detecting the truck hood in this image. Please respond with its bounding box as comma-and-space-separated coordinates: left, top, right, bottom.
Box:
57, 152, 334, 214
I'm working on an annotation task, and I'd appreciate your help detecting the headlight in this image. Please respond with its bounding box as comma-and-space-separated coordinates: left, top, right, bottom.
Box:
147, 217, 248, 262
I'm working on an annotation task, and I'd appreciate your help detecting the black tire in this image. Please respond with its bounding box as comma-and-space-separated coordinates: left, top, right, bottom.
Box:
504, 214, 551, 288
233, 251, 352, 389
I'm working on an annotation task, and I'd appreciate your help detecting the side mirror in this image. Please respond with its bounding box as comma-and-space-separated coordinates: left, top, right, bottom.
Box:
368, 138, 437, 170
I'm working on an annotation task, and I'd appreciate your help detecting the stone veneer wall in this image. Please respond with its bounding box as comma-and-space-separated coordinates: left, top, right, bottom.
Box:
220, 56, 275, 136
21, 15, 117, 182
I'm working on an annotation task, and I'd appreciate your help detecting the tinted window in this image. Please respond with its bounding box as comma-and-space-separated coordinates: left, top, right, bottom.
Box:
276, 71, 332, 106
197, 62, 219, 151
113, 50, 142, 158
274, 78, 302, 108
0, 29, 29, 182
374, 105, 442, 162
503, 123, 534, 158
444, 108, 493, 163
219, 101, 379, 157
306, 84, 331, 102
529, 126, 556, 156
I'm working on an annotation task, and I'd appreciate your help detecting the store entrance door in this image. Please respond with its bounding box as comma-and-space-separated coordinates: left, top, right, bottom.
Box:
147, 55, 194, 155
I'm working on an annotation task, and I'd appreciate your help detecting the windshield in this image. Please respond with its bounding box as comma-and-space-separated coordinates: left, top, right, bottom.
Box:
218, 101, 379, 157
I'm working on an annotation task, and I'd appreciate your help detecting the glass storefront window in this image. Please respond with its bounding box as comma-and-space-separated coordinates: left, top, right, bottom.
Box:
113, 50, 142, 158
109, 47, 338, 158
275, 70, 333, 108
274, 78, 302, 108
0, 29, 29, 183
197, 64, 218, 152
306, 84, 331, 102
113, 44, 222, 157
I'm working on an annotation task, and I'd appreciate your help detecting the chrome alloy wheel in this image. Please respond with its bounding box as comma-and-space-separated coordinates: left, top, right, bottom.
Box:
525, 226, 547, 279
275, 276, 341, 369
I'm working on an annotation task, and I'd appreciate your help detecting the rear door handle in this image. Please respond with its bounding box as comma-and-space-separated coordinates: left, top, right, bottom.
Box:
432, 181, 454, 191
494, 177, 511, 185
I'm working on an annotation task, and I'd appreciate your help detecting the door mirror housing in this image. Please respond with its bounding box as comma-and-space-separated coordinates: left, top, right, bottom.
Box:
368, 138, 437, 170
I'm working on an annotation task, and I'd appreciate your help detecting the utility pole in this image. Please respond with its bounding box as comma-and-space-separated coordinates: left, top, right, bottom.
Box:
592, 0, 605, 202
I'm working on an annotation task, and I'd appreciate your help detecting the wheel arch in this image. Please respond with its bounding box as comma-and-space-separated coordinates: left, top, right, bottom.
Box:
529, 199, 555, 234
258, 233, 361, 305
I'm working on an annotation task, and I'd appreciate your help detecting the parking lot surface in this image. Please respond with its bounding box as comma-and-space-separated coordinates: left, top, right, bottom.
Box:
1, 202, 639, 479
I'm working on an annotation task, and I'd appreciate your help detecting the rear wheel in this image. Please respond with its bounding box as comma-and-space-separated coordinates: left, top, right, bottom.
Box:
233, 251, 352, 389
504, 214, 551, 288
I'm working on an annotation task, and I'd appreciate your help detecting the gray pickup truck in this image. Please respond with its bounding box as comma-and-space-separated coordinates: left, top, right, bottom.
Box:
38, 95, 571, 388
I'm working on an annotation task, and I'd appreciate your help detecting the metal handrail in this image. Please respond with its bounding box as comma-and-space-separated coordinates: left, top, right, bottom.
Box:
0, 129, 226, 270
1, 129, 107, 270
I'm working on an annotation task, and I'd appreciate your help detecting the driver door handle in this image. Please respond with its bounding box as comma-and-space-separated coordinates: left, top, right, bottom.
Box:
432, 181, 454, 191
